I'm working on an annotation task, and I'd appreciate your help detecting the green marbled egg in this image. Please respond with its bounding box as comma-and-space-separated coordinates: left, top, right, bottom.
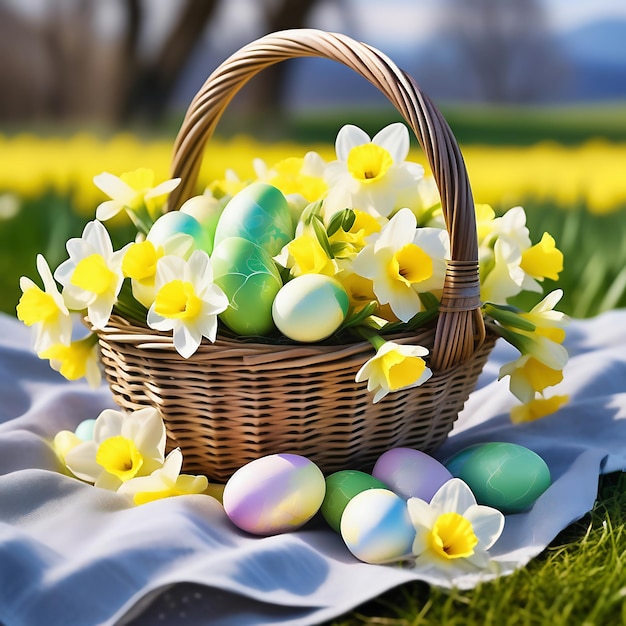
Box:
211, 236, 283, 336
213, 183, 294, 256
445, 442, 551, 514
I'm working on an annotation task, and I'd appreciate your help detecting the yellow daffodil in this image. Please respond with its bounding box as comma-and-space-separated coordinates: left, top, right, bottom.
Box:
324, 123, 424, 218
16, 254, 72, 352
39, 333, 102, 388
122, 234, 194, 308
147, 250, 229, 358
277, 231, 338, 278
408, 478, 504, 575
355, 337, 432, 403
486, 290, 569, 373
94, 168, 181, 228
519, 289, 570, 343
53, 220, 128, 329
510, 395, 569, 423
520, 232, 564, 283
499, 354, 564, 403
352, 208, 449, 322
64, 407, 166, 491
118, 448, 209, 505
254, 152, 328, 204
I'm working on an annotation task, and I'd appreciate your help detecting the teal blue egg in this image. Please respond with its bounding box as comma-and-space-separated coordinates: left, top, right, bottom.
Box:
213, 183, 293, 256
74, 418, 96, 441
147, 211, 212, 253
211, 237, 283, 336
321, 470, 389, 534
340, 489, 415, 564
445, 442, 551, 514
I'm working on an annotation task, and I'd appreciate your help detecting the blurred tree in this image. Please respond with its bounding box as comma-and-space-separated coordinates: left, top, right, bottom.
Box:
0, 0, 328, 126
433, 0, 568, 102
239, 0, 322, 114
120, 0, 220, 123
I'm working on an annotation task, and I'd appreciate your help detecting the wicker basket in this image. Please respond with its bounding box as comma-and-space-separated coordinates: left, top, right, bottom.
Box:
95, 29, 497, 482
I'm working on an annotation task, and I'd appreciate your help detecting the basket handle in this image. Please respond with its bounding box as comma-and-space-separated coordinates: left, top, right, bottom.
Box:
168, 28, 485, 370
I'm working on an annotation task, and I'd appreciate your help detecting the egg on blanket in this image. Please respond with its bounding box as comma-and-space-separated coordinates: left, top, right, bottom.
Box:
444, 442, 552, 513
372, 447, 453, 502
340, 488, 415, 564
213, 183, 294, 256
223, 454, 326, 535
272, 274, 349, 342
321, 470, 389, 533
74, 419, 96, 441
211, 236, 283, 336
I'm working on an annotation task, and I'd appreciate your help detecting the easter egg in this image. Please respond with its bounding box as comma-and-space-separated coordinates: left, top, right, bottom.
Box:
74, 419, 96, 441
213, 183, 294, 256
272, 274, 349, 342
444, 442, 552, 514
223, 453, 326, 535
340, 489, 415, 564
321, 470, 389, 533
147, 211, 212, 253
179, 195, 223, 255
372, 447, 453, 502
211, 237, 283, 336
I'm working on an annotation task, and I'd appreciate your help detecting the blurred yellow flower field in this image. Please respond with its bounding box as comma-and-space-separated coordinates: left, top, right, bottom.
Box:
1, 133, 625, 215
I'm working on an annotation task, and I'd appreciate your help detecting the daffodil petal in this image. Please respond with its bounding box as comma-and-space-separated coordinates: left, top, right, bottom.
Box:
93, 172, 135, 201
335, 124, 370, 161
372, 122, 409, 162
96, 200, 124, 221
430, 478, 477, 515
464, 504, 505, 550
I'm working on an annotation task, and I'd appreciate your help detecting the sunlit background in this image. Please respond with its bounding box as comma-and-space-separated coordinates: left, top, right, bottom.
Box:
1, 0, 626, 318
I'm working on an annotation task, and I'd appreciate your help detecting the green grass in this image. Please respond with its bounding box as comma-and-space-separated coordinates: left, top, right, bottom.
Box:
329, 471, 626, 626
223, 102, 626, 146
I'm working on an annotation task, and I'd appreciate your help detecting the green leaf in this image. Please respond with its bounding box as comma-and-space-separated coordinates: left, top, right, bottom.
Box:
339, 301, 378, 330
311, 216, 334, 259
483, 302, 536, 332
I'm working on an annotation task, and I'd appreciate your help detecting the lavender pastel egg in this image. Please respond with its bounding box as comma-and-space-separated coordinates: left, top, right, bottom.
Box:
340, 489, 415, 564
223, 453, 326, 535
372, 447, 453, 502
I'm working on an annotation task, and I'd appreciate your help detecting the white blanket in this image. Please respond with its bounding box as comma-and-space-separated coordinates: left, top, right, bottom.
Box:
1, 311, 625, 626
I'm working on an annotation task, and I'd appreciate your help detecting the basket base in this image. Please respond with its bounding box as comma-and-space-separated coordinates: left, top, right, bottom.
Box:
97, 316, 497, 482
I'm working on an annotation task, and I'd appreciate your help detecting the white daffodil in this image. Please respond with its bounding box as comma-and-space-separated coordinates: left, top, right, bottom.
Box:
64, 407, 166, 491
352, 208, 449, 322
94, 168, 181, 224
355, 339, 432, 403
480, 237, 526, 304
118, 448, 208, 505
323, 123, 424, 219
147, 249, 229, 358
16, 254, 72, 352
408, 478, 505, 575
53, 220, 128, 329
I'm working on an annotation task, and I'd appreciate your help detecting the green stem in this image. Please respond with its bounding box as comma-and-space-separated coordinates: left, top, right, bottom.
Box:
353, 325, 386, 351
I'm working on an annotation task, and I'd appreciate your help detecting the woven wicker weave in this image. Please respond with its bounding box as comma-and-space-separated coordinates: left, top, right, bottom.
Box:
95, 29, 497, 482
